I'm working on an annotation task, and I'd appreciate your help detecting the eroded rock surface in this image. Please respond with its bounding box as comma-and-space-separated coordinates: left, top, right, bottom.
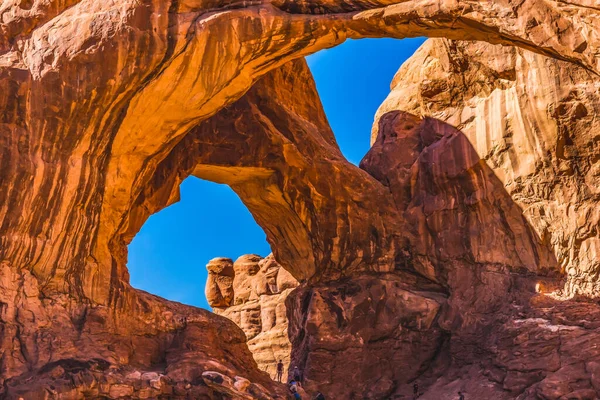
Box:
373, 38, 600, 299
0, 262, 286, 399
345, 38, 600, 399
207, 255, 299, 381
1, 0, 600, 399
0, 0, 598, 307
288, 272, 448, 399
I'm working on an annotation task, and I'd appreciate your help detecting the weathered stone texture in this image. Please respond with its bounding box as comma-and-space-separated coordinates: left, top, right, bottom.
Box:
1, 0, 600, 398
207, 254, 299, 381
349, 37, 600, 399
0, 261, 284, 399
0, 0, 597, 306
373, 38, 600, 298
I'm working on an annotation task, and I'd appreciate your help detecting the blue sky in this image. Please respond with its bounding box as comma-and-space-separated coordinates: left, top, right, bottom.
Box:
127, 38, 426, 309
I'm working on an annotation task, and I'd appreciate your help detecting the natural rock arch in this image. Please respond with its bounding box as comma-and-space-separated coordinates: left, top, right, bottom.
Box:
1, 0, 600, 398
0, 0, 597, 304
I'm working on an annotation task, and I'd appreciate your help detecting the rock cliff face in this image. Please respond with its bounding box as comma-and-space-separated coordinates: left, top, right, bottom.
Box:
0, 0, 600, 399
206, 255, 298, 380
373, 38, 600, 299
355, 38, 600, 398
0, 0, 597, 306
0, 264, 285, 399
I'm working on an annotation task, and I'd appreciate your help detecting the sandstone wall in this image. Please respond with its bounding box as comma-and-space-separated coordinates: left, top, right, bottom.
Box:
206, 255, 299, 381
0, 0, 596, 307
0, 262, 284, 399
372, 38, 600, 299
333, 38, 600, 399
1, 0, 600, 398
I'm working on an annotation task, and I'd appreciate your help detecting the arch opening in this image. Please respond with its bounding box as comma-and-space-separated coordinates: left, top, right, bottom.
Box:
122, 38, 427, 383
125, 37, 427, 308
2, 0, 599, 397
107, 31, 590, 398
307, 38, 426, 164
126, 174, 297, 381
127, 176, 272, 309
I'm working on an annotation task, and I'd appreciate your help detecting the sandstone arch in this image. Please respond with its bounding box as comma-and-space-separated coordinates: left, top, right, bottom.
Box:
1, 0, 600, 398
0, 0, 598, 304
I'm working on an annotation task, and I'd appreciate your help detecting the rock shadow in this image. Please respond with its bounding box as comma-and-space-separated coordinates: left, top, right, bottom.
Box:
285, 111, 564, 399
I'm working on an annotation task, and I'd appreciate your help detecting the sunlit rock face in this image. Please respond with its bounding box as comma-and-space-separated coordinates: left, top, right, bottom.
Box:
345, 38, 600, 399
1, 0, 600, 398
206, 257, 235, 307
207, 254, 299, 381
373, 38, 600, 299
0, 0, 597, 307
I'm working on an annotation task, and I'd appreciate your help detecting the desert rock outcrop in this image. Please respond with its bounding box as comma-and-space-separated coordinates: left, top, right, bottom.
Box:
207, 255, 299, 381
344, 37, 600, 398
0, 0, 598, 306
0, 264, 286, 399
373, 38, 600, 299
1, 0, 600, 398
206, 257, 235, 308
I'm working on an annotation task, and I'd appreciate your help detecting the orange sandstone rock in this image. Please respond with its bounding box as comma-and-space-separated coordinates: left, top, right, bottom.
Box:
1, 0, 600, 398
208, 255, 299, 381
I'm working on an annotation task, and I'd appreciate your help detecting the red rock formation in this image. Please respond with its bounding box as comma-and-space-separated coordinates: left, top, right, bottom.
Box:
283, 102, 558, 397
206, 258, 236, 308
1, 0, 600, 398
374, 38, 600, 299
352, 38, 600, 398
0, 0, 597, 306
0, 263, 284, 398
206, 255, 298, 381
288, 272, 448, 398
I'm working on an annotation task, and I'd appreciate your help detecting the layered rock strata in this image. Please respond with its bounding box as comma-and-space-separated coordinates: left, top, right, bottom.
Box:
0, 0, 598, 307
0, 0, 600, 399
206, 255, 299, 380
373, 38, 600, 299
